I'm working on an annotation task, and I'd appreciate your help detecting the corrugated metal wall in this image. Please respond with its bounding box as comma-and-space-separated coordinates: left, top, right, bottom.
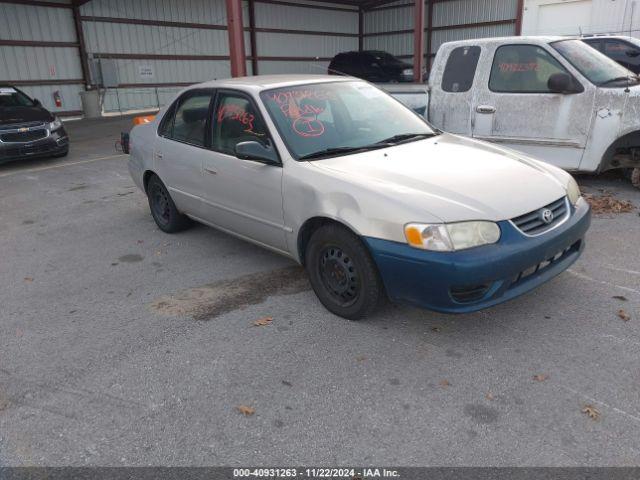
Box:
0, 0, 84, 114
363, 0, 519, 64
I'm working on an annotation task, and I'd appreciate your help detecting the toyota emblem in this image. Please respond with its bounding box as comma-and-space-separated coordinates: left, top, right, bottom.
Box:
541, 208, 554, 224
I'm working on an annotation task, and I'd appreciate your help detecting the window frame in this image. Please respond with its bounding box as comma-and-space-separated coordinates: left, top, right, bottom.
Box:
441, 45, 481, 93
488, 43, 581, 94
210, 88, 281, 164
157, 88, 215, 149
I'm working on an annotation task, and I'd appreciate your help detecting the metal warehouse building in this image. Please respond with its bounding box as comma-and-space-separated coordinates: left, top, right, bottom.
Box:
1, 0, 526, 116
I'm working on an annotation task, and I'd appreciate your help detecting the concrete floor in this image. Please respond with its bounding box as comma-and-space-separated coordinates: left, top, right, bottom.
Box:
0, 116, 639, 466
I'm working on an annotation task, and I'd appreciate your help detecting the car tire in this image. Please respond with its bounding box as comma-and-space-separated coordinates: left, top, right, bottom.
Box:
305, 223, 383, 320
146, 174, 190, 233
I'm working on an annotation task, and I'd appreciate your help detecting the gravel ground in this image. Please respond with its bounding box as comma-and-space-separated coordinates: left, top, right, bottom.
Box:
0, 116, 639, 466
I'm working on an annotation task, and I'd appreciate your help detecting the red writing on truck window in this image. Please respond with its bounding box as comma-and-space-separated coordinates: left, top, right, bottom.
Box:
267, 89, 330, 137
293, 117, 325, 138
499, 62, 539, 73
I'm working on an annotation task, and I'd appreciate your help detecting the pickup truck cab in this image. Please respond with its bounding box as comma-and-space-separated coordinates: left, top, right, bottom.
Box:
423, 36, 640, 175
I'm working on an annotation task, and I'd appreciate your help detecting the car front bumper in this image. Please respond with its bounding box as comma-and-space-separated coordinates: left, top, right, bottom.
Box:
365, 198, 591, 314
0, 127, 69, 163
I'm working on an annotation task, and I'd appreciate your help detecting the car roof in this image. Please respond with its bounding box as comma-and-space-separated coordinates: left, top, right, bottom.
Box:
189, 74, 356, 92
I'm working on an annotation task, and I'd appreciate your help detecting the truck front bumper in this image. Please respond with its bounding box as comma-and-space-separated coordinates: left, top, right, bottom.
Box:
365, 198, 591, 314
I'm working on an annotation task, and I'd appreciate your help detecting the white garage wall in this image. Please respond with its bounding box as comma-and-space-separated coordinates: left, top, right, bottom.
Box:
522, 0, 640, 37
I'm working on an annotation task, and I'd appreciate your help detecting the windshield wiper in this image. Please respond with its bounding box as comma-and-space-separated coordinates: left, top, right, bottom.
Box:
599, 75, 639, 86
373, 132, 437, 145
299, 145, 387, 160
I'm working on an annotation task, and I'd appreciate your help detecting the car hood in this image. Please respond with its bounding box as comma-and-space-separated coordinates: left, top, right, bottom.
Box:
310, 133, 568, 223
0, 106, 53, 126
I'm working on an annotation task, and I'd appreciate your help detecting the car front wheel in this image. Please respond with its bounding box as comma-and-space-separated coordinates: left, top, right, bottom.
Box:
146, 174, 190, 233
305, 224, 383, 320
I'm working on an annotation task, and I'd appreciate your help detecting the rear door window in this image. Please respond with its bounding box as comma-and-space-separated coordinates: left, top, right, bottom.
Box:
170, 92, 213, 147
441, 46, 481, 92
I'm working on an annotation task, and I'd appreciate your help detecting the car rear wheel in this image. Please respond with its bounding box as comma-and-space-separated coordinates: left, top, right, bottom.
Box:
305, 224, 382, 320
146, 174, 190, 233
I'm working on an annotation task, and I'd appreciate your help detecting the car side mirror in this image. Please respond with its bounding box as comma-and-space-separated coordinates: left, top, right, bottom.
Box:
235, 141, 279, 165
626, 49, 640, 58
547, 72, 581, 94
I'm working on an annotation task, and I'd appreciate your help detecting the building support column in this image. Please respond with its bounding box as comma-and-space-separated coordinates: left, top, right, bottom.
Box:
72, 2, 91, 88
225, 0, 247, 77
426, 0, 434, 70
413, 0, 425, 83
248, 0, 258, 75
515, 0, 525, 35
358, 6, 364, 51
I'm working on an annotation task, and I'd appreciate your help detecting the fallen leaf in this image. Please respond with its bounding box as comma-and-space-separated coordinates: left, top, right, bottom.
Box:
236, 405, 255, 416
431, 326, 441, 333
23, 277, 33, 283
137, 240, 144, 244
439, 379, 450, 387
16, 328, 23, 338
584, 193, 634, 215
612, 295, 628, 301
581, 404, 600, 420
485, 392, 494, 401
356, 355, 367, 362
617, 309, 631, 322
533, 374, 549, 382
281, 380, 292, 387
253, 316, 273, 327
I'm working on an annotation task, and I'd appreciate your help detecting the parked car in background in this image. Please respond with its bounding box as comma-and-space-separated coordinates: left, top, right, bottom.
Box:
395, 36, 640, 184
0, 85, 68, 163
582, 35, 640, 75
328, 50, 415, 83
128, 75, 590, 320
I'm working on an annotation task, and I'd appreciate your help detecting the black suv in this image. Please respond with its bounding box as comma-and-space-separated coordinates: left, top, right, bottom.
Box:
583, 36, 640, 75
0, 85, 69, 163
328, 50, 414, 83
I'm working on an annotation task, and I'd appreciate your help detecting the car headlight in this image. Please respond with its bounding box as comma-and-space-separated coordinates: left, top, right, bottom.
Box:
402, 68, 414, 76
566, 176, 581, 205
49, 117, 63, 131
404, 221, 501, 251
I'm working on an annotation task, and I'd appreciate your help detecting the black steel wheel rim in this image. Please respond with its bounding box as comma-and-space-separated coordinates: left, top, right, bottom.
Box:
318, 246, 359, 307
150, 183, 171, 225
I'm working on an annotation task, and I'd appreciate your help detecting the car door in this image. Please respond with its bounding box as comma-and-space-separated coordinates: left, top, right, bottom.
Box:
199, 89, 287, 251
154, 89, 215, 216
472, 44, 595, 171
428, 45, 481, 135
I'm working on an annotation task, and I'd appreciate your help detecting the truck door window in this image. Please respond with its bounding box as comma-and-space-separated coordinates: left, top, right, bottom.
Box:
489, 44, 570, 93
603, 40, 640, 69
442, 46, 481, 92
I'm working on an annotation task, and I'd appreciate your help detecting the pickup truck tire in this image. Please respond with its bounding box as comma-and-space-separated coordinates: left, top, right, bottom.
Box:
306, 223, 382, 320
146, 174, 191, 233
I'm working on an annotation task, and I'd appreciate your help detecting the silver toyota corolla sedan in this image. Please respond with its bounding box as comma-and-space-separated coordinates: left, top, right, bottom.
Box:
128, 75, 590, 320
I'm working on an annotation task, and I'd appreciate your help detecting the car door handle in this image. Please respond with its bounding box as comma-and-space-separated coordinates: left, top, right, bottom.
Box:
204, 167, 218, 175
476, 105, 496, 114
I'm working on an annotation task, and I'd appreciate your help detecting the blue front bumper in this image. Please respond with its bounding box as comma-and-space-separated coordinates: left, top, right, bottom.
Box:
365, 198, 591, 314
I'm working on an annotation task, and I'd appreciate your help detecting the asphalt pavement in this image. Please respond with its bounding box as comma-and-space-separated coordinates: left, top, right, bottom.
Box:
0, 116, 639, 466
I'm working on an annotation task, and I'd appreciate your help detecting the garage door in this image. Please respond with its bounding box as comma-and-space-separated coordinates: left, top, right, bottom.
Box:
535, 0, 593, 35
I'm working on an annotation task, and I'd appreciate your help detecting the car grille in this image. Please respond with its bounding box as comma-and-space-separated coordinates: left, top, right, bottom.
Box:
510, 240, 582, 288
0, 128, 48, 143
0, 121, 44, 131
511, 197, 569, 236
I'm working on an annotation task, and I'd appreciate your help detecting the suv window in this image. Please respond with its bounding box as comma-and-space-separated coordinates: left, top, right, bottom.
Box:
170, 92, 212, 146
212, 92, 269, 156
442, 46, 480, 93
603, 40, 640, 68
489, 44, 570, 93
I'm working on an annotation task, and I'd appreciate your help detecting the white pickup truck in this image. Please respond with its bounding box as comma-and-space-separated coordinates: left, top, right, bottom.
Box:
384, 36, 640, 183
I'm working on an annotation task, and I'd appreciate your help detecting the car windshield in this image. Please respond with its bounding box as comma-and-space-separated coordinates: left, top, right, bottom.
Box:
551, 39, 638, 86
260, 81, 435, 160
0, 87, 35, 107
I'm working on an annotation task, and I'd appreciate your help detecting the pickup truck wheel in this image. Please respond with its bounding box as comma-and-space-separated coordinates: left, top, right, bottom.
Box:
147, 174, 190, 233
306, 224, 382, 320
